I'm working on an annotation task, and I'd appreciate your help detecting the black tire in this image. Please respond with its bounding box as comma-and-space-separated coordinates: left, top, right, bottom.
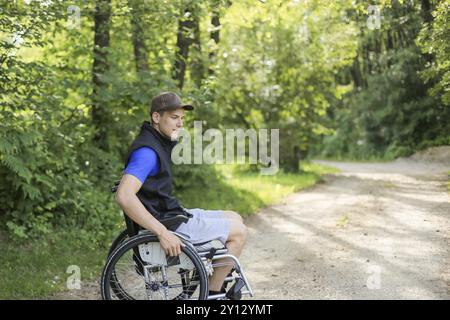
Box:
105, 229, 132, 300
101, 233, 209, 300
107, 229, 128, 257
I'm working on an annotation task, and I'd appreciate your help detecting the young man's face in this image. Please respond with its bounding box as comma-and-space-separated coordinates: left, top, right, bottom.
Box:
152, 108, 185, 140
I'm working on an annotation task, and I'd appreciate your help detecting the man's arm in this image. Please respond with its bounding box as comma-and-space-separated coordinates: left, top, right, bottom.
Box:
115, 174, 185, 256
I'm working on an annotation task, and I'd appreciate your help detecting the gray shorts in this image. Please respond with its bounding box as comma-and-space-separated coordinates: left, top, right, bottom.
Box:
175, 208, 230, 245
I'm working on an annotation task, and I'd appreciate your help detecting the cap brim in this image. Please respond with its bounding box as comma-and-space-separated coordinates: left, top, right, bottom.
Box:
162, 104, 194, 111
182, 104, 194, 110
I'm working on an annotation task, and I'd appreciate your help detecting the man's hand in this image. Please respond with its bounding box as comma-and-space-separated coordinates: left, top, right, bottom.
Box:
158, 229, 186, 256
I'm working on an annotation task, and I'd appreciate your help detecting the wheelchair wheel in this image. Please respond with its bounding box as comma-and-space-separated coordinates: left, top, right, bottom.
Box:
107, 229, 128, 257
101, 233, 209, 300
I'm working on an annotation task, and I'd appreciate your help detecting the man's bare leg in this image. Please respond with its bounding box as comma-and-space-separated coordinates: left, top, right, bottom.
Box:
208, 217, 248, 292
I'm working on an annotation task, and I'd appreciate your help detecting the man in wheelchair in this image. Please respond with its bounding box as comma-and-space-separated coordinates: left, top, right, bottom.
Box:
114, 92, 249, 299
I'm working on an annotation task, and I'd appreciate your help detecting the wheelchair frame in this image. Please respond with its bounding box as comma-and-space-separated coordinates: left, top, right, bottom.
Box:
101, 180, 254, 300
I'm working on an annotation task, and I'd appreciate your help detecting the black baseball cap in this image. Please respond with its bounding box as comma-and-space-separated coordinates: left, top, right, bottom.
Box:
150, 92, 194, 114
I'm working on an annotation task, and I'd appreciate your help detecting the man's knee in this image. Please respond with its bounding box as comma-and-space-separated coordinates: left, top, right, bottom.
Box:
223, 210, 244, 223
228, 220, 248, 244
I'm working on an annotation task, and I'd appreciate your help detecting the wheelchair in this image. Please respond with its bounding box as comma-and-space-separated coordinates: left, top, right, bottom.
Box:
100, 180, 254, 300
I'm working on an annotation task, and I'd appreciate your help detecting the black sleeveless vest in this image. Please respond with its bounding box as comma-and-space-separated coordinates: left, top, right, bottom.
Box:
124, 121, 189, 230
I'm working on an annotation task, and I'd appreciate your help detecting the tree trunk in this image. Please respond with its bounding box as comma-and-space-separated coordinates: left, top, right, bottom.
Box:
190, 11, 204, 87
420, 0, 434, 64
420, 0, 433, 24
92, 0, 111, 150
208, 10, 221, 75
351, 53, 363, 89
292, 145, 301, 173
129, 0, 149, 73
173, 3, 196, 90
208, 1, 232, 75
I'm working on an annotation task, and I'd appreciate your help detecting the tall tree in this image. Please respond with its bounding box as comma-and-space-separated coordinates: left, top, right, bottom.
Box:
208, 7, 221, 75
129, 0, 149, 73
208, 0, 232, 75
420, 0, 433, 24
173, 1, 197, 90
92, 0, 112, 149
189, 11, 205, 87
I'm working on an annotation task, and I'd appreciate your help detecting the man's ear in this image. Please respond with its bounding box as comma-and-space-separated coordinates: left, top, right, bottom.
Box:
151, 112, 160, 124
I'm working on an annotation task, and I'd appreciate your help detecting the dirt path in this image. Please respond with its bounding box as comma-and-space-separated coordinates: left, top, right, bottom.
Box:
241, 159, 450, 299
53, 158, 450, 300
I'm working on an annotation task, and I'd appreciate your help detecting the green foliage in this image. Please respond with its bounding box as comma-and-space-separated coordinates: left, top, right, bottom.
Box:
314, 0, 450, 160
417, 0, 450, 106
0, 1, 121, 242
212, 0, 357, 169
0, 0, 448, 246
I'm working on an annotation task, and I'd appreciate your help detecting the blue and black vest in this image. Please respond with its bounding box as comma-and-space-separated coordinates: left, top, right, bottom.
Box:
124, 121, 189, 230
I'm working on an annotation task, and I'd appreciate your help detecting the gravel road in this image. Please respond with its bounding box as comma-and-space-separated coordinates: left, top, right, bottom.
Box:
241, 159, 449, 299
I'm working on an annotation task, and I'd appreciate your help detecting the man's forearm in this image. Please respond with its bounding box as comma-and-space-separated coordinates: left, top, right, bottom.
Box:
116, 193, 167, 237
